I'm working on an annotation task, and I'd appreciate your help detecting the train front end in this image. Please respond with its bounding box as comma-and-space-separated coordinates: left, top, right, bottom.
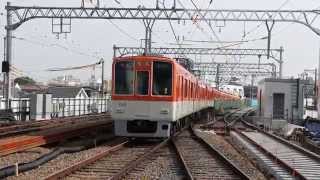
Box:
111, 56, 175, 138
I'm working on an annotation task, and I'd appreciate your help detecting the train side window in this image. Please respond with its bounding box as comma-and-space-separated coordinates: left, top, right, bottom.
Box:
115, 61, 134, 95
136, 71, 149, 95
153, 61, 172, 96
192, 83, 194, 98
177, 76, 181, 98
184, 79, 188, 98
180, 77, 183, 99
195, 86, 197, 98
178, 77, 181, 99
190, 83, 193, 98
188, 81, 191, 98
188, 81, 190, 98
176, 77, 179, 97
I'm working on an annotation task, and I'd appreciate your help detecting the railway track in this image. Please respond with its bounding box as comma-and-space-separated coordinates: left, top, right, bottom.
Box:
0, 114, 112, 156
45, 127, 250, 179
118, 144, 187, 179
172, 128, 250, 179
202, 108, 253, 134
45, 139, 172, 180
232, 128, 320, 179
0, 114, 110, 138
225, 108, 255, 126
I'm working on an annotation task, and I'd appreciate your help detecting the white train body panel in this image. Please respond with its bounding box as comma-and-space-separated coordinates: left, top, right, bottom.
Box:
112, 100, 213, 137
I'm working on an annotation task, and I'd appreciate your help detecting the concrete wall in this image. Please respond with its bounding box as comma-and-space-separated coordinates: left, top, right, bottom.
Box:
258, 79, 305, 122
30, 94, 44, 120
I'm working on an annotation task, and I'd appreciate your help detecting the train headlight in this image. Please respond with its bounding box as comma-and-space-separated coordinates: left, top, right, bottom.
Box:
160, 109, 169, 114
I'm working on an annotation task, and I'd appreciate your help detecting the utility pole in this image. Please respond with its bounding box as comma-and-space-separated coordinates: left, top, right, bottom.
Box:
143, 20, 155, 55
2, 37, 6, 99
100, 58, 104, 96
279, 46, 284, 78
314, 68, 317, 110
251, 74, 255, 100
5, 2, 12, 110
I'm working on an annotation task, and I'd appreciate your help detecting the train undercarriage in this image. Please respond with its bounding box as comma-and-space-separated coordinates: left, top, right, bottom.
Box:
114, 108, 215, 138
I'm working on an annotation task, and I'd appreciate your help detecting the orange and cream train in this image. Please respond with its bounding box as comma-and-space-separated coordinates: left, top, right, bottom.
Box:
111, 55, 240, 138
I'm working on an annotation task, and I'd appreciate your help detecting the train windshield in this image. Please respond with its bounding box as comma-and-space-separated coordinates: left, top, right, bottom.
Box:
115, 61, 134, 95
153, 61, 172, 96
136, 71, 149, 95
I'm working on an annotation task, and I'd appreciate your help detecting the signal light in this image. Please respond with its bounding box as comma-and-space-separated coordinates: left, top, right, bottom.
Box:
2, 61, 9, 73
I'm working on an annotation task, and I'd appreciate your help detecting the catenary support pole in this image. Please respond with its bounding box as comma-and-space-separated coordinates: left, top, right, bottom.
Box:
279, 46, 284, 78
5, 2, 12, 110
101, 58, 104, 96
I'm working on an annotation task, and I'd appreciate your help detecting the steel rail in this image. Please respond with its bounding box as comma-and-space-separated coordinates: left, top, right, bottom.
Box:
0, 118, 112, 156
0, 114, 111, 138
172, 127, 250, 179
0, 113, 110, 134
238, 120, 320, 179
44, 140, 129, 180
45, 128, 189, 180
242, 119, 320, 162
226, 108, 256, 128
171, 139, 194, 180
110, 139, 171, 180
191, 126, 250, 180
200, 108, 244, 135
236, 130, 307, 179
45, 139, 172, 180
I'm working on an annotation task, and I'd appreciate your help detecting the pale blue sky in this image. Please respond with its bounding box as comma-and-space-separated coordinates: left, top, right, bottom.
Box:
0, 0, 320, 83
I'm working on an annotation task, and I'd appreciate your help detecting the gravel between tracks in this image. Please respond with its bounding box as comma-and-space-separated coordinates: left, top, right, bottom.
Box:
194, 128, 267, 180
2, 128, 116, 180
6, 141, 120, 180
124, 145, 186, 180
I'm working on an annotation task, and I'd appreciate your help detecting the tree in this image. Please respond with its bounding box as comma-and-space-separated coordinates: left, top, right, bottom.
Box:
14, 76, 36, 85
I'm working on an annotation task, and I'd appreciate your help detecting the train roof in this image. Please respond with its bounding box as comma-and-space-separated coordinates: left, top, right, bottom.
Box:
114, 55, 172, 62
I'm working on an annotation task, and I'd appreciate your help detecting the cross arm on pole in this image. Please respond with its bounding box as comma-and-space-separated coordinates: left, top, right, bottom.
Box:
193, 62, 275, 77
113, 46, 282, 60
5, 5, 320, 36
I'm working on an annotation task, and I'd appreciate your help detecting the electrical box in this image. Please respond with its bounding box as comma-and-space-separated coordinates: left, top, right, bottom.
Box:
258, 78, 308, 124
2, 61, 9, 73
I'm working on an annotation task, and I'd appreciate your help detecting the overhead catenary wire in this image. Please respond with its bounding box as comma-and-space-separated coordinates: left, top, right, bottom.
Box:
183, 0, 238, 63
10, 35, 101, 59
115, 0, 169, 46
107, 19, 140, 42
183, 36, 268, 44
46, 60, 103, 72
176, 0, 216, 43
188, 0, 222, 44
241, 0, 292, 40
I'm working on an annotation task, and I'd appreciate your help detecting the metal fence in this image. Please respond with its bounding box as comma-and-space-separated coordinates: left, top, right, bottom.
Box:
0, 98, 30, 121
0, 96, 111, 121
51, 96, 111, 118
